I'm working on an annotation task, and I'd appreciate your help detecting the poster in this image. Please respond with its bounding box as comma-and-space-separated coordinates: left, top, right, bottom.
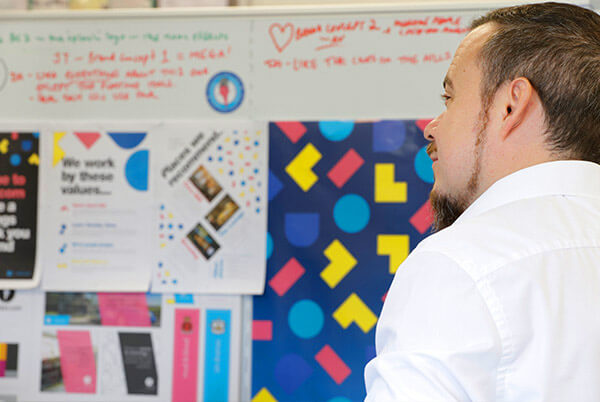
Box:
0, 132, 41, 288
252, 120, 434, 401
0, 289, 43, 400
0, 290, 244, 402
40, 124, 154, 291
118, 333, 159, 395
32, 291, 165, 401
151, 121, 268, 294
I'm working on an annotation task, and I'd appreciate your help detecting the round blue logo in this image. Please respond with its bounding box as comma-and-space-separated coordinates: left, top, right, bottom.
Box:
206, 71, 244, 113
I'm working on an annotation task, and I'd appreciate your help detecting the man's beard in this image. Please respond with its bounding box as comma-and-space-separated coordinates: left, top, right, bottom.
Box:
429, 113, 488, 232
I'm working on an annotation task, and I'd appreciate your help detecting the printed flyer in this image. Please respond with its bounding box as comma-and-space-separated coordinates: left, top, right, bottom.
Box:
40, 124, 154, 291
0, 132, 41, 288
0, 289, 41, 400
6, 290, 244, 402
151, 121, 268, 294
34, 291, 167, 401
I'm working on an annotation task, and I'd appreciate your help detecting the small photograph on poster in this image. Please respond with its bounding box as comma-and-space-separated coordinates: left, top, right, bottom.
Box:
205, 195, 239, 231
189, 165, 222, 202
41, 331, 97, 393
44, 292, 161, 327
0, 343, 18, 377
118, 333, 158, 395
187, 224, 220, 259
45, 293, 101, 326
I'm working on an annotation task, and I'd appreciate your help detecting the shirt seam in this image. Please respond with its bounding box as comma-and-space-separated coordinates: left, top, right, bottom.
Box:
478, 241, 600, 281
458, 193, 600, 223
419, 238, 600, 281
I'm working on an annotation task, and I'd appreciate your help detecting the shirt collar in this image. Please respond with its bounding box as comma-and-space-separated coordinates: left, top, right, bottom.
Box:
455, 160, 600, 223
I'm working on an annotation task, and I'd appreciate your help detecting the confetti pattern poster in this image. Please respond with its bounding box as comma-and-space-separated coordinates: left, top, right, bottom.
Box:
252, 120, 434, 401
151, 121, 268, 294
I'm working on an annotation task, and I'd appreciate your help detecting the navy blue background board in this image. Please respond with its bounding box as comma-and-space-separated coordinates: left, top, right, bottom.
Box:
252, 120, 434, 401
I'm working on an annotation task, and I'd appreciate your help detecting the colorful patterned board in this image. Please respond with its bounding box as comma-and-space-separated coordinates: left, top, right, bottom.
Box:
252, 120, 434, 401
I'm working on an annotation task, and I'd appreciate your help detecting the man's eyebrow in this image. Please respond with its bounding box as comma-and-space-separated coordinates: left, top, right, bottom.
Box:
443, 75, 454, 91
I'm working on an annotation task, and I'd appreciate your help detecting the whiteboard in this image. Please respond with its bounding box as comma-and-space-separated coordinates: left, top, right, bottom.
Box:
0, 0, 585, 121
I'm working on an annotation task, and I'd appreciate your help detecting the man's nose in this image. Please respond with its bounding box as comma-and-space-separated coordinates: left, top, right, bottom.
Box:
423, 117, 438, 142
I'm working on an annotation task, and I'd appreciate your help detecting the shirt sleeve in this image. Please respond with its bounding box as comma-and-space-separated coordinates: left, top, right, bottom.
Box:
364, 250, 502, 401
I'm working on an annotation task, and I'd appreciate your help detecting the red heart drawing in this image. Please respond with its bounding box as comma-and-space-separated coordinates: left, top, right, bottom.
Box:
269, 23, 294, 53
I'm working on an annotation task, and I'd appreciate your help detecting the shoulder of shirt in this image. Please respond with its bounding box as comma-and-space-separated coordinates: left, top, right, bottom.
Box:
411, 194, 600, 282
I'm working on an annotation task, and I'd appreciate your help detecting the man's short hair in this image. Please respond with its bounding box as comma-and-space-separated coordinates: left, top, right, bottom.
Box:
471, 2, 600, 163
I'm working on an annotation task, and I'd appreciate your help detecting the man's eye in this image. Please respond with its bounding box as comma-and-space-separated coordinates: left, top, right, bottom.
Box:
440, 94, 451, 103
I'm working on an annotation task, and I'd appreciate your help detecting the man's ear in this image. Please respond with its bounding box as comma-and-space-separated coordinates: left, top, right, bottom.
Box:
500, 77, 534, 139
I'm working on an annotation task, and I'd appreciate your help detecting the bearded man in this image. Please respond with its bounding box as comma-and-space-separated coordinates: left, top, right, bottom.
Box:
364, 3, 600, 400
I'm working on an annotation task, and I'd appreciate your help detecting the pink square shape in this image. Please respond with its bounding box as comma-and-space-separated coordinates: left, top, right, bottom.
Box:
268, 257, 305, 296
409, 200, 434, 234
252, 320, 273, 341
327, 149, 364, 188
315, 344, 351, 385
275, 122, 307, 144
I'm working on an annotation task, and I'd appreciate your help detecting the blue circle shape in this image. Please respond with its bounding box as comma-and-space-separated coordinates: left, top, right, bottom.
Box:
124, 150, 148, 191
288, 299, 324, 339
415, 145, 434, 183
266, 232, 273, 259
206, 71, 244, 113
9, 154, 21, 166
319, 121, 355, 142
333, 194, 370, 233
329, 398, 352, 402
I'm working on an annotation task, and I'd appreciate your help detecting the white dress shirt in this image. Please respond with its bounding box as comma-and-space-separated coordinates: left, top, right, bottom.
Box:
364, 161, 600, 401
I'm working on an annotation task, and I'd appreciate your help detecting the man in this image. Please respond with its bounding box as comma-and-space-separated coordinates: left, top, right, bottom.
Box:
364, 2, 600, 401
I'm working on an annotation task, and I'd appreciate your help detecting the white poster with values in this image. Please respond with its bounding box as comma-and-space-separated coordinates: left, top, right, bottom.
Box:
40, 123, 155, 292
150, 121, 268, 294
